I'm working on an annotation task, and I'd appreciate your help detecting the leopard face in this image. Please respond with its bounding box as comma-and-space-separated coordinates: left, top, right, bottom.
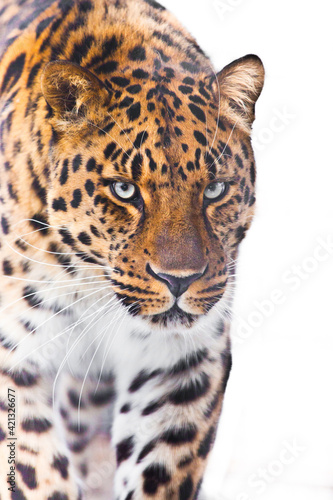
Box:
42, 62, 261, 330
32, 2, 264, 330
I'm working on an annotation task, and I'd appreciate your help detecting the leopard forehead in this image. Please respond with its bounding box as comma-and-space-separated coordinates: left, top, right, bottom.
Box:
51, 73, 245, 191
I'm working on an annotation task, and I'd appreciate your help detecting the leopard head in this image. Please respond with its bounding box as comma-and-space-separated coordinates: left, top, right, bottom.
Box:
41, 54, 264, 329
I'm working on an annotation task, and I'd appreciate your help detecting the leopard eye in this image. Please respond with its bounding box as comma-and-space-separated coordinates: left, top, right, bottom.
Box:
111, 181, 137, 201
204, 181, 228, 202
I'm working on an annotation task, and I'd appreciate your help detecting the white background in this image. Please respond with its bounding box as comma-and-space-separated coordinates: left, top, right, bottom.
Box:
161, 0, 333, 499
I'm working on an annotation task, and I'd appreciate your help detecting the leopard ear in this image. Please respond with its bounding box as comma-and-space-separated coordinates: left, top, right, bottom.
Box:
217, 54, 265, 133
41, 61, 110, 127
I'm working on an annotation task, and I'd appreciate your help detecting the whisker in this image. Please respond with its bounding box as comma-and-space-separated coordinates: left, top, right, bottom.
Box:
205, 110, 209, 156
87, 118, 131, 158
0, 273, 109, 285
106, 111, 135, 150
14, 236, 81, 258
209, 120, 238, 170
65, 294, 117, 359
0, 282, 111, 330
9, 295, 115, 370
208, 63, 221, 157
5, 234, 115, 282
96, 300, 140, 386
52, 293, 115, 412
10, 220, 63, 238
77, 301, 117, 424
5, 239, 108, 272
7, 285, 111, 357
139, 125, 149, 156
10, 223, 113, 272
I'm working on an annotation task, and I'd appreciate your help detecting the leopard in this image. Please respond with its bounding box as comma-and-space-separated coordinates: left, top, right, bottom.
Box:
0, 0, 265, 499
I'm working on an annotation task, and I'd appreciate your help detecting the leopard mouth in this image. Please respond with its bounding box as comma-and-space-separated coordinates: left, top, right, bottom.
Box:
144, 303, 199, 328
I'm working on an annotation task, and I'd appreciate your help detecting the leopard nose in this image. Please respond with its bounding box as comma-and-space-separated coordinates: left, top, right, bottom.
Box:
146, 264, 207, 298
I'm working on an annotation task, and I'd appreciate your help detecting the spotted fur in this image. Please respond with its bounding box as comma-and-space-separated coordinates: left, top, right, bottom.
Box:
0, 0, 264, 498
